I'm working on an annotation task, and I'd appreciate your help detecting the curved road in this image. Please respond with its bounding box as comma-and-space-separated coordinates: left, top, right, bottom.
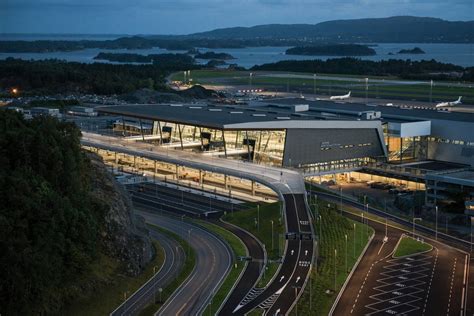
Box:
111, 229, 184, 316
138, 211, 233, 316
231, 194, 314, 316
216, 220, 265, 315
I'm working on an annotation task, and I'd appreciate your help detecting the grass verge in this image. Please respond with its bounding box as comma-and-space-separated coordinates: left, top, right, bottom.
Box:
196, 220, 247, 315
290, 203, 373, 316
138, 224, 196, 316
62, 240, 165, 316
223, 202, 284, 288
393, 235, 432, 258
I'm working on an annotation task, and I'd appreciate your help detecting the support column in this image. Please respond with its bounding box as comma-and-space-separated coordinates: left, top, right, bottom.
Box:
251, 180, 255, 196
157, 121, 163, 144
178, 124, 184, 150
222, 130, 227, 158
139, 119, 145, 141
176, 164, 179, 183
154, 161, 157, 182
224, 174, 228, 190
133, 155, 136, 168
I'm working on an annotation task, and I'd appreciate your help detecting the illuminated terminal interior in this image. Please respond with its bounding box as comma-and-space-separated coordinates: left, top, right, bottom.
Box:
98, 102, 386, 169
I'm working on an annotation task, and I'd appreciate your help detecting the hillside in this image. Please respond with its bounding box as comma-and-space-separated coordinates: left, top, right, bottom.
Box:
0, 111, 153, 314
189, 16, 474, 43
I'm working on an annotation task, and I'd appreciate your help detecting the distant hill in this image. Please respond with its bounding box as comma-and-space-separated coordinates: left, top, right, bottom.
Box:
188, 16, 474, 43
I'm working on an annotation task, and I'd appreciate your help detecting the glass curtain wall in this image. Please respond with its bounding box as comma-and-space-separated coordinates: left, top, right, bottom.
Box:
148, 120, 286, 166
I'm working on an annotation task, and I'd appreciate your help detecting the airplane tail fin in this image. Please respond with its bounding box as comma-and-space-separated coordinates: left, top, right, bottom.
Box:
457, 96, 462, 103
348, 91, 351, 97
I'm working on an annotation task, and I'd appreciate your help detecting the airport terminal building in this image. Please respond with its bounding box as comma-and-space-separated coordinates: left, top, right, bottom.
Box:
98, 102, 387, 170
96, 97, 474, 212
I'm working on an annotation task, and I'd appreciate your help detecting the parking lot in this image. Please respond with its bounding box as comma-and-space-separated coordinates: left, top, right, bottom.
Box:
364, 252, 436, 315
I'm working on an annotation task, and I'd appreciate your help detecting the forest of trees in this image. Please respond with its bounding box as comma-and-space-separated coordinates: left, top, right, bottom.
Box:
93, 52, 195, 66
252, 58, 474, 81
0, 58, 200, 95
0, 111, 107, 314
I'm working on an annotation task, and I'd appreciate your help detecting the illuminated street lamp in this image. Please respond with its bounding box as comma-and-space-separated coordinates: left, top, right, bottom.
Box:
11, 88, 19, 95
413, 217, 422, 238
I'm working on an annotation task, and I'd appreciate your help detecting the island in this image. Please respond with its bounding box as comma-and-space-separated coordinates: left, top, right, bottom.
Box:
285, 44, 376, 56
194, 51, 235, 60
93, 52, 195, 66
397, 47, 426, 54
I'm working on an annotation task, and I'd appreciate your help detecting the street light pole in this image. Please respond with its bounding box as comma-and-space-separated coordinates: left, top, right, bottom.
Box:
413, 217, 422, 238
471, 217, 473, 253
340, 187, 343, 215
257, 204, 260, 231
430, 80, 433, 104
345, 234, 348, 273
353, 223, 356, 258
271, 220, 274, 252
435, 206, 438, 240
334, 248, 337, 291
313, 73, 316, 95
319, 215, 322, 241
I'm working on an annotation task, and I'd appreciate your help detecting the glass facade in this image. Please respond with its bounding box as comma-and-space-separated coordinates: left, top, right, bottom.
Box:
138, 119, 287, 166
384, 134, 426, 162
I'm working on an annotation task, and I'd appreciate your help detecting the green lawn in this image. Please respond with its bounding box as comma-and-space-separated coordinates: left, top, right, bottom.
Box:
222, 202, 284, 288
393, 236, 432, 258
196, 220, 247, 315
62, 240, 165, 316
290, 203, 373, 316
138, 224, 196, 316
170, 69, 474, 103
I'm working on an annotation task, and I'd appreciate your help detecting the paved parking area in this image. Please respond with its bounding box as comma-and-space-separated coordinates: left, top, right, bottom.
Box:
364, 252, 437, 315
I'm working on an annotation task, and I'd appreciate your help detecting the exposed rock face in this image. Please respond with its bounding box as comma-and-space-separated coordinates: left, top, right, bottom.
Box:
89, 154, 153, 276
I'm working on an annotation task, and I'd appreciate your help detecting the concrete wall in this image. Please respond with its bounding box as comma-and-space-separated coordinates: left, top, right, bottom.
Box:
283, 128, 385, 166
427, 142, 474, 166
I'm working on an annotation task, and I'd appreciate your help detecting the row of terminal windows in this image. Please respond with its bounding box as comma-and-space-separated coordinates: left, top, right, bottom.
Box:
427, 137, 474, 147
320, 142, 372, 151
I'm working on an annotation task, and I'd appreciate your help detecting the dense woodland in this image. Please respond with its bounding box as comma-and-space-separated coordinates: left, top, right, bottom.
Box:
0, 58, 199, 95
252, 58, 474, 81
93, 52, 195, 66
0, 111, 106, 313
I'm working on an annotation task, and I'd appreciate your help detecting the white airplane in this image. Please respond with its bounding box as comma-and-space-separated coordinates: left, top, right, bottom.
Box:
435, 96, 462, 108
330, 91, 351, 100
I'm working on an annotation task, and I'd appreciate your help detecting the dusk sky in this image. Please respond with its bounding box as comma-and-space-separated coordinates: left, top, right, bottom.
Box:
1, 0, 473, 35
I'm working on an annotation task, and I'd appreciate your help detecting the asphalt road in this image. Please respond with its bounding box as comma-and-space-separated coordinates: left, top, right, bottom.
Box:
110, 229, 185, 316
231, 194, 314, 316
216, 220, 266, 315
137, 211, 232, 316
317, 195, 470, 316
128, 182, 246, 217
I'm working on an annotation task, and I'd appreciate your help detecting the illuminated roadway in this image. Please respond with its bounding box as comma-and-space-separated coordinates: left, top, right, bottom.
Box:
139, 211, 232, 315
80, 131, 314, 315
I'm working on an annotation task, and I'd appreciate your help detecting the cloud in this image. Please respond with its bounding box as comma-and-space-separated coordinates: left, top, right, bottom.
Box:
1, 0, 472, 34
